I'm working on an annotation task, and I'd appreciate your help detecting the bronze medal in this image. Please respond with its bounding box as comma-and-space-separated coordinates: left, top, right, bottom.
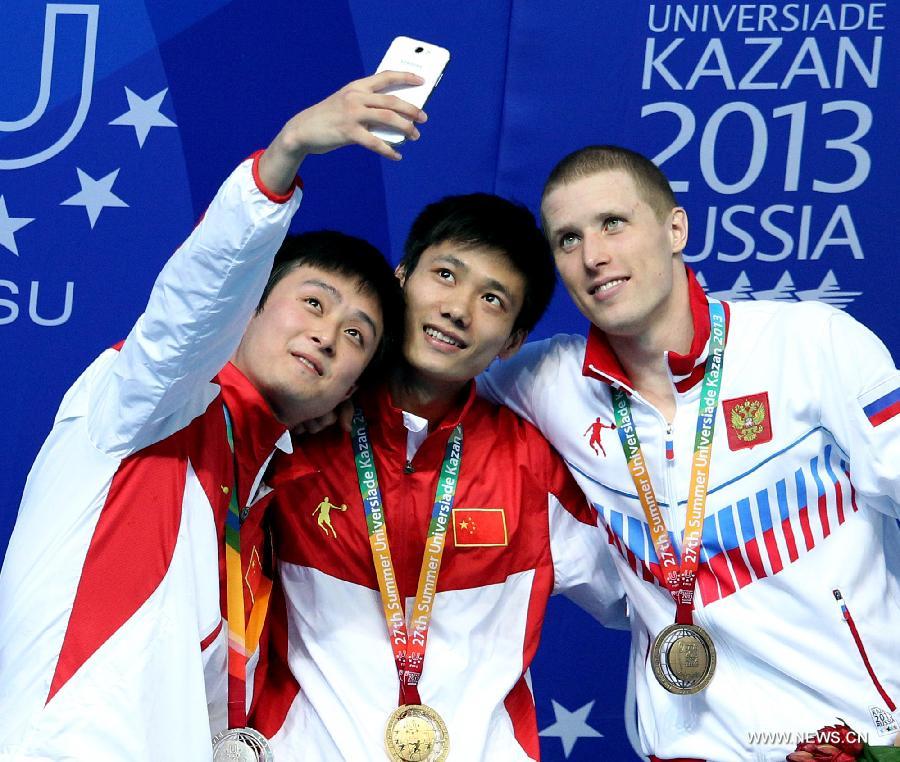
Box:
384, 704, 449, 762
650, 622, 716, 695
212, 727, 273, 762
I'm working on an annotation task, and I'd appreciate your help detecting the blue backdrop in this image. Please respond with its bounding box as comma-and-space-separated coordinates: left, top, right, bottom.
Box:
2, 2, 896, 759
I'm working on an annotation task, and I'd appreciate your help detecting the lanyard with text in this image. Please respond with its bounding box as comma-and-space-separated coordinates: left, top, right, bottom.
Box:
350, 407, 463, 706
222, 405, 250, 729
611, 302, 727, 626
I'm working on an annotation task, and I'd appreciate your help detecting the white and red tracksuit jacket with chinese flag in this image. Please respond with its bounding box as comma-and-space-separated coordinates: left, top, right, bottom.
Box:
481, 269, 900, 762
0, 155, 299, 760
248, 383, 628, 761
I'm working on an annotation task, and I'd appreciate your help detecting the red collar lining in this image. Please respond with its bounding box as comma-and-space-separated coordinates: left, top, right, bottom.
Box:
216, 362, 290, 503
370, 380, 478, 440
581, 268, 722, 392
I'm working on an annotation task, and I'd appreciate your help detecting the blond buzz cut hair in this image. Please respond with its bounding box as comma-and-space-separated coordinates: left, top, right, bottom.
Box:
541, 145, 679, 226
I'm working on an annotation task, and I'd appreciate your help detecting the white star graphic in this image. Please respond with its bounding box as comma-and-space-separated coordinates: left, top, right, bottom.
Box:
539, 699, 603, 758
61, 168, 129, 228
109, 86, 177, 147
0, 196, 35, 256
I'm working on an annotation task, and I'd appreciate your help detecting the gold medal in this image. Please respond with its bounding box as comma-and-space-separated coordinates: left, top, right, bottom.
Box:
650, 623, 716, 695
384, 704, 449, 762
212, 727, 273, 762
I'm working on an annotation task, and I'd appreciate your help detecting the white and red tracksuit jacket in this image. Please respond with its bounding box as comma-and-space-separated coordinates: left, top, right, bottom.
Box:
481, 269, 900, 762
0, 155, 300, 760
249, 383, 628, 761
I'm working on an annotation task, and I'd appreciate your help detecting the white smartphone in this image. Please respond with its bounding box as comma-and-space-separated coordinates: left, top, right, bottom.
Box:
371, 36, 450, 145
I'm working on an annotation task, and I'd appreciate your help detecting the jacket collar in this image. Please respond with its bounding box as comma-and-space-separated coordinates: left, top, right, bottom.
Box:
271, 380, 479, 484
349, 380, 476, 463
215, 362, 292, 504
365, 380, 478, 442
581, 267, 727, 393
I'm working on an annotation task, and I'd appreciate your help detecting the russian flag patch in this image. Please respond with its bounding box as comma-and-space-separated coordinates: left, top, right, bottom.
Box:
861, 379, 900, 427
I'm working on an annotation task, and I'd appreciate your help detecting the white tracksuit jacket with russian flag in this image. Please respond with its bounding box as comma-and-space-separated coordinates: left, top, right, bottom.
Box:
482, 273, 900, 762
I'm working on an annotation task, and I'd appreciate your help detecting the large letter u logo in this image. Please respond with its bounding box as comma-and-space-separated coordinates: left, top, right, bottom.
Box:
0, 4, 99, 170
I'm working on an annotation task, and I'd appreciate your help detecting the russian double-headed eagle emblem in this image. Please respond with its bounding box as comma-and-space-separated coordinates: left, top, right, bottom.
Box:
729, 399, 766, 442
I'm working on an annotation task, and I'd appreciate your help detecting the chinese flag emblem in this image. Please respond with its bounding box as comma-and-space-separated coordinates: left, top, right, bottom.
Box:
452, 508, 508, 547
244, 545, 263, 604
722, 392, 773, 451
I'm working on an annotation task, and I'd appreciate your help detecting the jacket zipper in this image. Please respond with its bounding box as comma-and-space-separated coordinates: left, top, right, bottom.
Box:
663, 422, 678, 555
833, 589, 896, 711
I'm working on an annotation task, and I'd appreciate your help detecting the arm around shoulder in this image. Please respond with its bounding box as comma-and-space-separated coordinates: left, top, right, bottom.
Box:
479, 335, 575, 429
533, 431, 628, 629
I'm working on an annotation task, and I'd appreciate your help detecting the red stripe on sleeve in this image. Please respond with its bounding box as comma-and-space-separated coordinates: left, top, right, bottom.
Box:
504, 543, 552, 760
625, 548, 641, 576
844, 471, 859, 513
761, 527, 783, 575
47, 437, 188, 703
743, 537, 768, 580
780, 512, 800, 563
504, 677, 541, 760
708, 553, 736, 599
696, 562, 721, 606
201, 619, 224, 652
726, 548, 752, 589
834, 479, 846, 525
797, 505, 815, 552
817, 491, 831, 539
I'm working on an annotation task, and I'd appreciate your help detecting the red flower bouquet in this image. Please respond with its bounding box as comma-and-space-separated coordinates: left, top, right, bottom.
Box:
787, 722, 900, 762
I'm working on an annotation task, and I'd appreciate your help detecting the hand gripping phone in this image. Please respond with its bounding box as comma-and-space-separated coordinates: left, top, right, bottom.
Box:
371, 36, 450, 144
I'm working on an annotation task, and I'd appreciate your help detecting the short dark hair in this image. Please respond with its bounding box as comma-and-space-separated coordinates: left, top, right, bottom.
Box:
399, 193, 555, 335
542, 145, 678, 222
259, 230, 404, 385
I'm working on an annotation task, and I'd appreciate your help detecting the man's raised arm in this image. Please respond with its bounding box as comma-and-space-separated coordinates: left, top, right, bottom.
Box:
86, 73, 426, 457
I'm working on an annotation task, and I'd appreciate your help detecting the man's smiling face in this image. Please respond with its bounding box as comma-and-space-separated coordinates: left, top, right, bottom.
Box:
399, 240, 526, 385
542, 169, 687, 341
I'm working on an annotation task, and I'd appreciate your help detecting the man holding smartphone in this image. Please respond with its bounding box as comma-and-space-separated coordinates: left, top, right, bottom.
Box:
0, 72, 425, 760
481, 145, 900, 761
248, 192, 627, 761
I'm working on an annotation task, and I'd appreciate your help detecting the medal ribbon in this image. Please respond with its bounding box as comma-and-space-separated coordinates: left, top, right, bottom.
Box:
611, 302, 727, 625
222, 405, 250, 728
350, 407, 463, 706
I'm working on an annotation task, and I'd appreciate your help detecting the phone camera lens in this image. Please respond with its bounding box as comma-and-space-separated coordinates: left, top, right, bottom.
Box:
415, 46, 424, 53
